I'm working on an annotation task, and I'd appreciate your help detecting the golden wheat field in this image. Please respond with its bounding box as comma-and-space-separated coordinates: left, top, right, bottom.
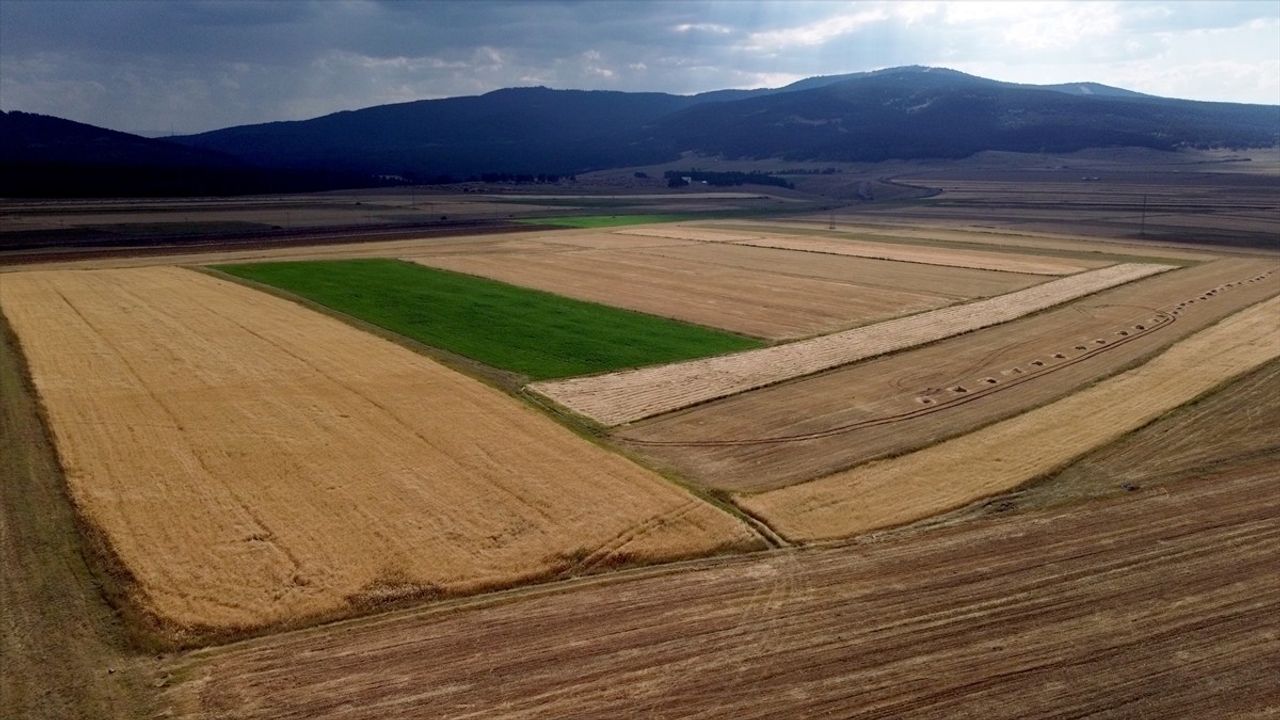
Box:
739, 294, 1280, 541
530, 262, 1173, 425
0, 266, 759, 643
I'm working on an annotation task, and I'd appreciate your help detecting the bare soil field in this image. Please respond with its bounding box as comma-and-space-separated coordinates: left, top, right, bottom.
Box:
0, 267, 759, 644
412, 244, 973, 340
741, 293, 1280, 542
157, 464, 1280, 719
531, 262, 1173, 426
616, 224, 1102, 274
625, 258, 1280, 490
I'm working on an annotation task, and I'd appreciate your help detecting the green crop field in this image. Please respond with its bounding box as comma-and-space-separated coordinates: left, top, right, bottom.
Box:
517, 214, 700, 228
214, 259, 761, 380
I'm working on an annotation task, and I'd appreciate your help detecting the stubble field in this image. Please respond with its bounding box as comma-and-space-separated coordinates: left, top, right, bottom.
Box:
616, 224, 1106, 274
157, 463, 1280, 719
531, 261, 1174, 425
739, 293, 1280, 540
623, 258, 1280, 489
4, 200, 1279, 719
410, 237, 1008, 340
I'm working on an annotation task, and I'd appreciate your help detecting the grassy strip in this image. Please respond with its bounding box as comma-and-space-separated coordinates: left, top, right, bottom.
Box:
214, 258, 762, 380
517, 214, 701, 228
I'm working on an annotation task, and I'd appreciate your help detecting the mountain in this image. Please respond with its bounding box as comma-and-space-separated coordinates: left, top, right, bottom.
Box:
6, 67, 1277, 197
172, 66, 1276, 176
0, 111, 383, 197
651, 66, 1279, 162
170, 88, 704, 178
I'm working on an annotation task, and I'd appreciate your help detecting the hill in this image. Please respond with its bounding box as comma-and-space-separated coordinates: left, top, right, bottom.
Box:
653, 67, 1279, 162
5, 67, 1277, 196
0, 111, 382, 197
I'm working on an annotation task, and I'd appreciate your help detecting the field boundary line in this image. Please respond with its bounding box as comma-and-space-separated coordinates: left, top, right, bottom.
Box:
529, 262, 1175, 426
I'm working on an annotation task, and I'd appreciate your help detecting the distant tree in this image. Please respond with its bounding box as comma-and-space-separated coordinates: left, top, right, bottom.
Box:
634, 171, 649, 179
667, 176, 689, 188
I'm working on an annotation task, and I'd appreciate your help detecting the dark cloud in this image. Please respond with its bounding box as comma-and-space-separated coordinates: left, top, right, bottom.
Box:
1, 1, 1276, 134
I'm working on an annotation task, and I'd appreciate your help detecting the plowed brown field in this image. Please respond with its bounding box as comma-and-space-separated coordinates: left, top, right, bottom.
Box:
0, 267, 759, 644
158, 465, 1280, 719
624, 258, 1280, 490
615, 225, 1104, 274
741, 293, 1280, 542
531, 262, 1173, 425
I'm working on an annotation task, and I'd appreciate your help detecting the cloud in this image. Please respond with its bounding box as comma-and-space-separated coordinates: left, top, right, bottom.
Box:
742, 8, 890, 51
1, 0, 1275, 133
673, 22, 732, 34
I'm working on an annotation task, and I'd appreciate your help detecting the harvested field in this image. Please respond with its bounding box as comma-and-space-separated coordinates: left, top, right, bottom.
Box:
0, 312, 150, 719
0, 267, 760, 643
517, 214, 698, 228
619, 241, 1043, 299
616, 224, 1103, 274
216, 259, 760, 379
732, 219, 1222, 263
937, 359, 1280, 525
1045, 358, 1280, 494
0, 227, 557, 273
531, 262, 1174, 426
625, 258, 1280, 490
741, 293, 1280, 542
159, 465, 1280, 719
413, 245, 976, 340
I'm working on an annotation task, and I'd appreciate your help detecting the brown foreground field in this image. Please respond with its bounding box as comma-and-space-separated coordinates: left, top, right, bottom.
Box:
625, 258, 1280, 490
0, 266, 759, 644
157, 464, 1280, 719
531, 262, 1172, 425
740, 293, 1280, 541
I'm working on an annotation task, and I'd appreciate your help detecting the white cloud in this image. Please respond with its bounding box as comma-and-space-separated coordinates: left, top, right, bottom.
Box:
743, 8, 890, 51
673, 22, 732, 34
2, 0, 1277, 132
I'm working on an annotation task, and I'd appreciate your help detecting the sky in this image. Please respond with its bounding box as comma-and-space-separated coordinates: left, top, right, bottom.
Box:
2, 0, 1278, 135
